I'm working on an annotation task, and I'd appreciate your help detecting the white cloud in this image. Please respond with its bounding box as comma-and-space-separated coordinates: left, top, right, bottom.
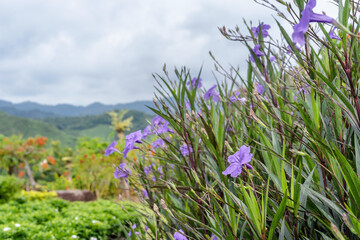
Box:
0, 0, 339, 105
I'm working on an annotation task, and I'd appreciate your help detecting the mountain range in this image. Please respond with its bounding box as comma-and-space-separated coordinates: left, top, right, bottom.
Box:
0, 100, 155, 147
0, 99, 155, 118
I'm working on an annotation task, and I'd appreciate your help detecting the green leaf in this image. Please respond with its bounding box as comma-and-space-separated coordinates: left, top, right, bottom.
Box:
268, 191, 288, 240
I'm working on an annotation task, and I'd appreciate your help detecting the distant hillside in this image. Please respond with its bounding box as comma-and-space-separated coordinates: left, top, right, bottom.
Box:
0, 111, 77, 147
0, 110, 153, 148
42, 110, 153, 138
0, 99, 155, 118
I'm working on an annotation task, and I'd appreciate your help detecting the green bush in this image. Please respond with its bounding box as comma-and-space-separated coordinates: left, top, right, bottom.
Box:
0, 198, 141, 239
0, 175, 24, 203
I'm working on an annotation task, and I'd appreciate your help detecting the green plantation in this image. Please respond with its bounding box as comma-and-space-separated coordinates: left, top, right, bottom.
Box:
0, 197, 141, 239
2, 0, 360, 239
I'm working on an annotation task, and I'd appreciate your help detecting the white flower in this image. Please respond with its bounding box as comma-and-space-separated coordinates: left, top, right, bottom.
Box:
70, 235, 78, 239
90, 237, 98, 240
75, 217, 78, 220
3, 227, 11, 232
14, 223, 21, 227
55, 208, 59, 212
91, 220, 99, 224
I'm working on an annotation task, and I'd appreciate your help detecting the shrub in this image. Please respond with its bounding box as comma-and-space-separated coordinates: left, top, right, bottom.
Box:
0, 175, 24, 203
0, 198, 141, 239
19, 190, 57, 201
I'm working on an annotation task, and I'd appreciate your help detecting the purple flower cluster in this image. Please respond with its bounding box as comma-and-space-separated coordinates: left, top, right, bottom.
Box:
180, 144, 193, 156
187, 77, 202, 89
152, 116, 174, 135
114, 163, 131, 180
250, 44, 265, 63
144, 165, 153, 176
292, 0, 335, 47
204, 84, 220, 102
222, 145, 253, 178
128, 224, 140, 237
230, 92, 247, 104
174, 230, 188, 240
251, 22, 271, 38
142, 189, 149, 198
257, 83, 265, 95
152, 138, 165, 149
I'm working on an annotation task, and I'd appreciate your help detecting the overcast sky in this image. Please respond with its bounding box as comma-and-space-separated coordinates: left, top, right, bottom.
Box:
0, 0, 337, 106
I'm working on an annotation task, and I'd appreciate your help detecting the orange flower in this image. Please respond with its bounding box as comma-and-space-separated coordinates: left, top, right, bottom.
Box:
24, 138, 34, 146
83, 154, 88, 158
133, 157, 137, 162
18, 171, 25, 178
79, 159, 84, 164
35, 136, 48, 147
47, 156, 56, 165
41, 162, 49, 169
17, 147, 24, 153
63, 171, 68, 176
18, 163, 25, 168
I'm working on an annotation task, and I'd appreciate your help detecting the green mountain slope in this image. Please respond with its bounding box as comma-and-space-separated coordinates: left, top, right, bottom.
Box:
42, 110, 153, 137
0, 110, 154, 148
0, 111, 77, 147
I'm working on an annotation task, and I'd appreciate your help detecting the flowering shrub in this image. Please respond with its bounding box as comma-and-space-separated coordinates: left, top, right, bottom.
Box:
106, 0, 360, 239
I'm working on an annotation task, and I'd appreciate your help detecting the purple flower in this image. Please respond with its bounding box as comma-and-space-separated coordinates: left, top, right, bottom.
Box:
293, 94, 298, 102
158, 166, 164, 175
152, 116, 174, 135
211, 234, 219, 240
142, 125, 152, 139
128, 224, 140, 237
152, 176, 156, 182
123, 130, 143, 158
269, 56, 276, 62
174, 229, 188, 240
250, 44, 265, 63
251, 22, 271, 38
257, 83, 265, 95
104, 141, 120, 156
145, 225, 149, 232
152, 116, 166, 127
329, 27, 340, 40
230, 91, 240, 102
143, 189, 149, 198
114, 163, 131, 179
222, 145, 253, 178
187, 77, 202, 89
144, 165, 153, 176
185, 100, 191, 108
292, 0, 335, 47
180, 144, 193, 156
204, 84, 220, 102
170, 164, 174, 169
152, 139, 165, 149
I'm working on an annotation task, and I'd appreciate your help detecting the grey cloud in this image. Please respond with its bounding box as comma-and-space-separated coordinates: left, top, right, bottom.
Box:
0, 0, 338, 105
